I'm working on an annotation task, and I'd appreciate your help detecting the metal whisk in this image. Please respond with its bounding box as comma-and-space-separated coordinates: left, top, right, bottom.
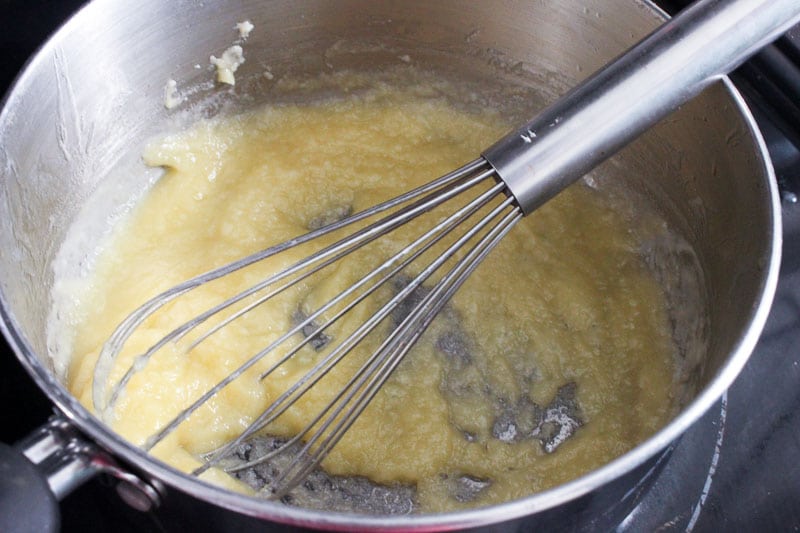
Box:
92, 0, 800, 498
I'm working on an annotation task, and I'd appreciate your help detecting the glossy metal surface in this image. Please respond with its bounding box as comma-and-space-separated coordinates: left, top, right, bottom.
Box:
15, 415, 162, 509
485, 0, 800, 214
0, 0, 782, 530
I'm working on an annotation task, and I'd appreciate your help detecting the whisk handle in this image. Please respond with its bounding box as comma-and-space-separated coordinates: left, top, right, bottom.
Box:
483, 0, 800, 215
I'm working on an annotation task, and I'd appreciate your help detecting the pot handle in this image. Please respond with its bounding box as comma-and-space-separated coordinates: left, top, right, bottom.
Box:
0, 415, 163, 533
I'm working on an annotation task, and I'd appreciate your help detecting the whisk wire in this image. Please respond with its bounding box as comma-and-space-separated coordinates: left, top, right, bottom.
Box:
191, 177, 510, 470
145, 164, 501, 453
269, 200, 523, 497
187, 168, 502, 353
95, 154, 526, 496
180, 164, 496, 348
97, 160, 494, 417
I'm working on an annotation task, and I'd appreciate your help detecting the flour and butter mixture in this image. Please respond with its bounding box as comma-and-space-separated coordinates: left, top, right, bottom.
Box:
63, 80, 676, 513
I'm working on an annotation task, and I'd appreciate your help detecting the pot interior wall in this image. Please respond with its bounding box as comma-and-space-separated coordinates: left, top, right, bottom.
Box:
0, 0, 775, 521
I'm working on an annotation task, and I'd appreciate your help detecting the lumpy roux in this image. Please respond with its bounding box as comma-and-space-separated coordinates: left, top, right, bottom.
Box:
65, 84, 675, 512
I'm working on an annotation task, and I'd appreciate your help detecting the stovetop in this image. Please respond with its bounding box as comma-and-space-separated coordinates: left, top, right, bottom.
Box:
1, 1, 799, 531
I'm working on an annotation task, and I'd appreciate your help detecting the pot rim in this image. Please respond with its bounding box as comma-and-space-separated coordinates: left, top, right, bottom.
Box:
0, 0, 783, 530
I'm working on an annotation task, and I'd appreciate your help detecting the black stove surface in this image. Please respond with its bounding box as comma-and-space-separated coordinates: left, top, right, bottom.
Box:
2, 2, 800, 531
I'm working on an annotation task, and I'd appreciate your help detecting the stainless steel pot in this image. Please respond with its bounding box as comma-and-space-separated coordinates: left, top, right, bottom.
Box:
0, 0, 783, 531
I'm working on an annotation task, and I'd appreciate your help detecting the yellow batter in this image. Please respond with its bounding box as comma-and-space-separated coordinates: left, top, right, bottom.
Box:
65, 83, 676, 512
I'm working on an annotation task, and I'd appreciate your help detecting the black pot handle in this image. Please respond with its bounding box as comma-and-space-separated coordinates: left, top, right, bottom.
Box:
0, 441, 60, 533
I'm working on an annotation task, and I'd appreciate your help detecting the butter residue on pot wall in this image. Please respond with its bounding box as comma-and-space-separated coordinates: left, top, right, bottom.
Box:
210, 46, 245, 85
163, 79, 182, 109
210, 20, 253, 86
